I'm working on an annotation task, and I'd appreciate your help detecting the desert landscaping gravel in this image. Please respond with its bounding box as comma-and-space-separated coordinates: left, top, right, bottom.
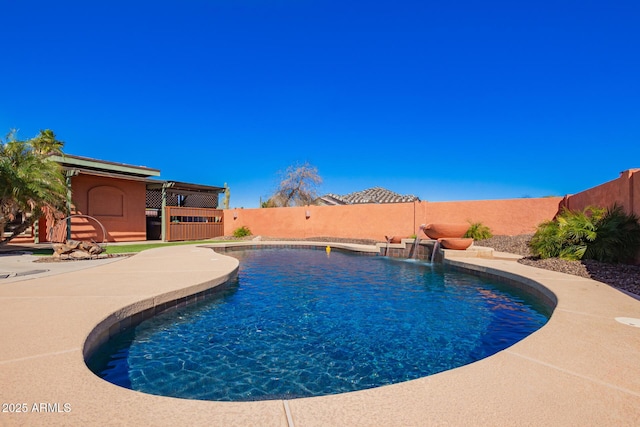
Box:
476, 234, 640, 297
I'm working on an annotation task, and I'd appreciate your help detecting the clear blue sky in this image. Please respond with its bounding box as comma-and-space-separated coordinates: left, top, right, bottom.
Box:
2, 1, 639, 208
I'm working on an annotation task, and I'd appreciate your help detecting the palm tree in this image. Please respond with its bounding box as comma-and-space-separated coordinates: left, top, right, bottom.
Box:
0, 129, 68, 245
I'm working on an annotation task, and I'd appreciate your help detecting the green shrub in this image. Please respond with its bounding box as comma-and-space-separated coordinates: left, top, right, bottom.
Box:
529, 204, 640, 262
529, 219, 568, 259
585, 204, 640, 263
232, 226, 252, 238
464, 222, 493, 240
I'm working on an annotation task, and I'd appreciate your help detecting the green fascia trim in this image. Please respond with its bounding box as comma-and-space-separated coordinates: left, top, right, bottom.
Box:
49, 154, 161, 177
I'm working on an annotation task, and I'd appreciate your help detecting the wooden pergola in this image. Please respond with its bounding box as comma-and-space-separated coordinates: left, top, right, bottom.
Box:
146, 181, 226, 241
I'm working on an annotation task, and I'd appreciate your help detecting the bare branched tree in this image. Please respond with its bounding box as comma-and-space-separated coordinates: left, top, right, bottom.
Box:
268, 162, 322, 207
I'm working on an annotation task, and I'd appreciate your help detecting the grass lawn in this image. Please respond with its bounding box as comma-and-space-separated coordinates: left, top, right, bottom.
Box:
28, 240, 231, 256
104, 240, 229, 254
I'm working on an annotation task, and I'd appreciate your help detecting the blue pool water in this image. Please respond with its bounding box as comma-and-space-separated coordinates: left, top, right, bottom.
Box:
88, 248, 550, 401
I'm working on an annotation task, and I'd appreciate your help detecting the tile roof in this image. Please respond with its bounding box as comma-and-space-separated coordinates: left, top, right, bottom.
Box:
317, 187, 420, 205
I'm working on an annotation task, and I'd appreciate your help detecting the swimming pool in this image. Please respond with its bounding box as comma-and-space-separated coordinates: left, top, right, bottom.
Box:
88, 248, 550, 401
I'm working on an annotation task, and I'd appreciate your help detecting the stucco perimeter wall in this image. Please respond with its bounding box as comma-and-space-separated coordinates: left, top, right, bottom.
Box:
422, 198, 563, 236
224, 197, 563, 241
68, 174, 147, 242
565, 169, 640, 217
225, 203, 419, 241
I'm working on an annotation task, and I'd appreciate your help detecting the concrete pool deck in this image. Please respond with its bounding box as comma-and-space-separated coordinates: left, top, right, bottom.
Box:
0, 242, 639, 426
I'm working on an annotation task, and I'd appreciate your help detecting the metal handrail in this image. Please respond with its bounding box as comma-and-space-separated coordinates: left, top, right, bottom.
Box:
49, 214, 108, 245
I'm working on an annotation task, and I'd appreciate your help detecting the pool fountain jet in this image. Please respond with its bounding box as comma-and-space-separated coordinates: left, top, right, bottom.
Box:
410, 225, 426, 260
430, 240, 440, 263
384, 235, 394, 256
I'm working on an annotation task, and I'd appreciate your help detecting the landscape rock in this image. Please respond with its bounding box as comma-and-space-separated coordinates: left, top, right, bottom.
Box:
52, 240, 105, 259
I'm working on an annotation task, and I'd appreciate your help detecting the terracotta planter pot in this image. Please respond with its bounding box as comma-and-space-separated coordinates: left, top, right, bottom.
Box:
423, 223, 469, 239
438, 238, 473, 250
390, 236, 405, 243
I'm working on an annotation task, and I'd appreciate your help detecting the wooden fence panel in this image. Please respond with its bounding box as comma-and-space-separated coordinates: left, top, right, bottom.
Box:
165, 207, 224, 241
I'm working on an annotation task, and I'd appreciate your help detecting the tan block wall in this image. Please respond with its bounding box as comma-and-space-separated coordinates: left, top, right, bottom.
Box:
634, 170, 639, 217
422, 198, 563, 235
224, 197, 564, 241
226, 203, 419, 241
564, 169, 640, 217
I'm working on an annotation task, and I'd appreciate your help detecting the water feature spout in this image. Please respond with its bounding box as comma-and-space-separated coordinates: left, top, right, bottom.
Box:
384, 235, 394, 256
411, 225, 426, 260
430, 240, 440, 263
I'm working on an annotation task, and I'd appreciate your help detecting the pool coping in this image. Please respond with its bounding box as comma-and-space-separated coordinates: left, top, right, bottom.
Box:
1, 241, 639, 426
